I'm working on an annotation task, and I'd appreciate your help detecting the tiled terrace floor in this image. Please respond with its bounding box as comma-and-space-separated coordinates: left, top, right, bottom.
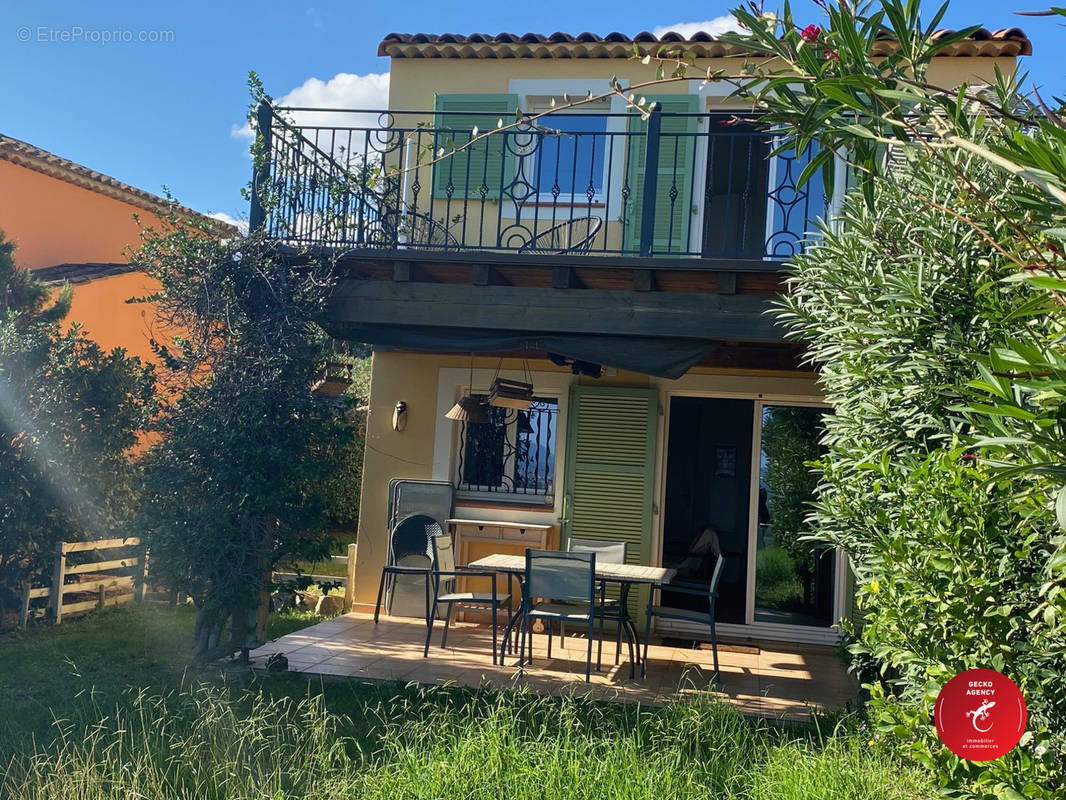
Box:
249, 612, 857, 721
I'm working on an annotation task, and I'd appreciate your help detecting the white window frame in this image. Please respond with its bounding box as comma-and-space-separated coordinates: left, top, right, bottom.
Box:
433, 367, 574, 514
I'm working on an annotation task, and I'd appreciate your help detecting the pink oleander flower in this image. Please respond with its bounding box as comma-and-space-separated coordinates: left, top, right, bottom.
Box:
801, 24, 821, 42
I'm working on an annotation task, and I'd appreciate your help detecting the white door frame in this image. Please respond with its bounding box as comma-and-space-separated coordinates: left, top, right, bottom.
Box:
654, 387, 843, 646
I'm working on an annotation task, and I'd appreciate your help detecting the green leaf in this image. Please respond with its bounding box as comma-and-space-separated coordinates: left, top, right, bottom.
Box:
1056, 485, 1066, 532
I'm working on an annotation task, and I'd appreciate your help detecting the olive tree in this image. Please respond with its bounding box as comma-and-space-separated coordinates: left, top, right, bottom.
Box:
135, 217, 362, 662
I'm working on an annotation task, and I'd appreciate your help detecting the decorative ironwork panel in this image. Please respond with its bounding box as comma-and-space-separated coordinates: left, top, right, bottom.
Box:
457, 397, 558, 496
255, 104, 829, 260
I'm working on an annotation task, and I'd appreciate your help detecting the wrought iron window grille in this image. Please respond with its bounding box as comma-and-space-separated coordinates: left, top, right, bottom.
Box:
456, 395, 558, 498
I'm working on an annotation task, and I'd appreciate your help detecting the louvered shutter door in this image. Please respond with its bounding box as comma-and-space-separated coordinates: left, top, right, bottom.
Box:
562, 386, 659, 617
432, 94, 518, 199
623, 95, 700, 253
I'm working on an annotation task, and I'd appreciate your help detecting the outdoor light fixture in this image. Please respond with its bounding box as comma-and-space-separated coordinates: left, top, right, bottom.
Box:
444, 395, 488, 423
488, 357, 534, 410
445, 354, 488, 424
488, 377, 534, 409
392, 401, 408, 432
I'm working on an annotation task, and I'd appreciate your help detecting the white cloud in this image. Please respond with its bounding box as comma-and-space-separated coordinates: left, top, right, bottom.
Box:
206, 211, 249, 235
651, 15, 742, 39
230, 72, 392, 160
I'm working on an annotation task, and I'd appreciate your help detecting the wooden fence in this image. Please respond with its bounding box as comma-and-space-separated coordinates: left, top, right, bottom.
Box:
18, 537, 147, 627
271, 543, 357, 611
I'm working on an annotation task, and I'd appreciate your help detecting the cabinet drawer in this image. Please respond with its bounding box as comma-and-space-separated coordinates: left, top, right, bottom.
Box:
500, 526, 545, 543
454, 524, 503, 541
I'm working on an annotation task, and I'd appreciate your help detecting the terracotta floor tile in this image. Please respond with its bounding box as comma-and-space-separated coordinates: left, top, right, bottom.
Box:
248, 612, 855, 720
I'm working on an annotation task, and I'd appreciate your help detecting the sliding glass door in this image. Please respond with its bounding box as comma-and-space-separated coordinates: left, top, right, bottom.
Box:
753, 403, 835, 628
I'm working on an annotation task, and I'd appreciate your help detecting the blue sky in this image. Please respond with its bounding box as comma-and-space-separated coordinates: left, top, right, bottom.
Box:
3, 1, 1061, 226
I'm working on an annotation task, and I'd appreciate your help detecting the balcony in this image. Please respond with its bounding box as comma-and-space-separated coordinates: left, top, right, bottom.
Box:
249, 102, 828, 264
248, 101, 816, 377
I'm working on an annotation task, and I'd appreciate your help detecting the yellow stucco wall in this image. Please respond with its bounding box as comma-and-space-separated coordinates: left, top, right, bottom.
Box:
387, 55, 1018, 110
384, 55, 1018, 255
351, 349, 821, 610
352, 351, 575, 607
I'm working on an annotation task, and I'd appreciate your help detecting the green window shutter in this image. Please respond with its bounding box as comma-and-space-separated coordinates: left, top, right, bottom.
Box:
562, 386, 659, 616
432, 94, 518, 200
623, 94, 700, 254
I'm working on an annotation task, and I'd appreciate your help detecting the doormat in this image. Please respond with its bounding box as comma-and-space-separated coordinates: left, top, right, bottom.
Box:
660, 637, 759, 655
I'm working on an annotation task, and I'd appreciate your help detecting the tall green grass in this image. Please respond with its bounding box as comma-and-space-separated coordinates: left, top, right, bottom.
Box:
1, 682, 935, 800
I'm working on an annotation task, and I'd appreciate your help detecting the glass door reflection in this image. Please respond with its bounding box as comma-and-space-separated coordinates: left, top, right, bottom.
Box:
755, 404, 835, 627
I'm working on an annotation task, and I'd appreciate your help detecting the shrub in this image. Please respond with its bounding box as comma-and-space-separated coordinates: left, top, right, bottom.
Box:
778, 146, 1062, 795
0, 232, 154, 623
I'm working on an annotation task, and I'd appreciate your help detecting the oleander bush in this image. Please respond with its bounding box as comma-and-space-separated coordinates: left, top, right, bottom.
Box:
776, 145, 1063, 795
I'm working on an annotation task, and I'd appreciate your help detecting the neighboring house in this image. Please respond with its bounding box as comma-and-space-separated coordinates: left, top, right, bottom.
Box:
0, 133, 234, 363
251, 27, 1029, 646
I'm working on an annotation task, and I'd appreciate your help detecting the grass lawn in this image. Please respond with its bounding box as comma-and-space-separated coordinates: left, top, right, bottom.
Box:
0, 605, 935, 800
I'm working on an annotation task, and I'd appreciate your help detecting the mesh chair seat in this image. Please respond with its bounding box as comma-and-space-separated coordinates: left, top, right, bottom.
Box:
521, 549, 598, 681
567, 538, 629, 669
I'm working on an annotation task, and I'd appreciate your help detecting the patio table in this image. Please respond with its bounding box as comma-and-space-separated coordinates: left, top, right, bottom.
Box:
468, 552, 676, 678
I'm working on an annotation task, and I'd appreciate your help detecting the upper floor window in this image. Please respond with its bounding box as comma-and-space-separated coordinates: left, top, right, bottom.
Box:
456, 396, 559, 500
531, 99, 610, 203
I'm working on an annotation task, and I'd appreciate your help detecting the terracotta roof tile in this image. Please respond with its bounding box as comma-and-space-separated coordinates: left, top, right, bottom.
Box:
378, 27, 1031, 58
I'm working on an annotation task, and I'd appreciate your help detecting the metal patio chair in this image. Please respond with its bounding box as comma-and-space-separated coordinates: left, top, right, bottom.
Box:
423, 534, 512, 665
566, 538, 630, 670
642, 554, 726, 684
376, 208, 461, 251
517, 215, 602, 255
520, 549, 597, 682
373, 514, 443, 624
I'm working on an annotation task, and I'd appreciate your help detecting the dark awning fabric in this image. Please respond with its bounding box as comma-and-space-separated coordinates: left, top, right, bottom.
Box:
325, 323, 717, 379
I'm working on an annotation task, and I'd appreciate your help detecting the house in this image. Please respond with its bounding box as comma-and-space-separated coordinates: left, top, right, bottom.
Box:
251, 26, 1030, 649
0, 133, 235, 364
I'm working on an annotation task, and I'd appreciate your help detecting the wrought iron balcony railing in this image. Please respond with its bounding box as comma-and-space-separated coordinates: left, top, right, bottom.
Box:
249, 100, 829, 262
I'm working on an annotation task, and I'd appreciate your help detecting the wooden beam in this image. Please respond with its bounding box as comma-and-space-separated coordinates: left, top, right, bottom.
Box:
330, 247, 786, 274
633, 269, 656, 292
66, 558, 139, 575
551, 267, 580, 289
718, 272, 737, 295
328, 279, 785, 341
472, 264, 492, 286
393, 262, 413, 282
62, 537, 140, 554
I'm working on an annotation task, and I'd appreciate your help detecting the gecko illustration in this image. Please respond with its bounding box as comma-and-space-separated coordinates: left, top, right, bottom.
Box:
966, 700, 996, 732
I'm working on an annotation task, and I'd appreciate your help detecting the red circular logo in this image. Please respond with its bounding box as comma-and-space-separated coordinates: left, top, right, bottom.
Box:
934, 669, 1027, 761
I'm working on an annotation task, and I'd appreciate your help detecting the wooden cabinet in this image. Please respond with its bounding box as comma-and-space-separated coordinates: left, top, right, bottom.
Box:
448, 518, 557, 622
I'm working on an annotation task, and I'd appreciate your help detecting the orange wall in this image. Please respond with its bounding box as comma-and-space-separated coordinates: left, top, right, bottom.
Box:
62, 271, 166, 363
0, 159, 190, 372
0, 160, 153, 270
